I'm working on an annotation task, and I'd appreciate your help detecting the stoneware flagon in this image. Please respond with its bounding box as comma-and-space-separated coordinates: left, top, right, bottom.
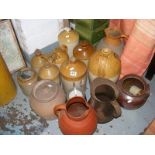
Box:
117, 74, 150, 109
90, 77, 121, 123
54, 97, 97, 135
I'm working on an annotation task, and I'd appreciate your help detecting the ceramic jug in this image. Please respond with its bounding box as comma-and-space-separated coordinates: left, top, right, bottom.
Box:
97, 27, 127, 56
54, 96, 97, 135
58, 27, 79, 58
73, 40, 95, 65
117, 74, 150, 109
89, 77, 121, 123
17, 67, 38, 96
29, 80, 66, 120
88, 48, 121, 83
0, 53, 17, 106
31, 49, 47, 73
47, 46, 69, 68
60, 57, 87, 99
38, 63, 60, 84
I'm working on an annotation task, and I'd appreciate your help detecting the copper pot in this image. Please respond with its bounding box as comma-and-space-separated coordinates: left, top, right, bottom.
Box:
90, 77, 121, 123
117, 74, 150, 109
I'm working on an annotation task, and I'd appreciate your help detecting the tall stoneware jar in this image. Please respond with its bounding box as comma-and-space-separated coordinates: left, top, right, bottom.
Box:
54, 97, 97, 135
47, 47, 69, 68
88, 48, 121, 83
97, 27, 127, 56
73, 40, 95, 65
117, 74, 150, 109
0, 53, 17, 106
31, 49, 47, 73
60, 57, 87, 99
58, 27, 79, 58
38, 63, 60, 84
29, 80, 66, 120
17, 67, 38, 96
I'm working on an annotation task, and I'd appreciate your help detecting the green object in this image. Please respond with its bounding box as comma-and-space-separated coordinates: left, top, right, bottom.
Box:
74, 19, 109, 30
75, 21, 109, 44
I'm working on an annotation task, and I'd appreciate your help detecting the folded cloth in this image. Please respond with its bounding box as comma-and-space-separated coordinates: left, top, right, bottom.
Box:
110, 19, 155, 78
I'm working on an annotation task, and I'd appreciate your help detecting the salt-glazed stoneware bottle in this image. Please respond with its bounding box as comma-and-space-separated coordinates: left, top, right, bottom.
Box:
60, 57, 87, 99
117, 74, 150, 109
88, 48, 121, 83
29, 80, 66, 120
97, 27, 127, 56
58, 27, 79, 58
73, 40, 95, 65
89, 77, 121, 123
54, 96, 97, 135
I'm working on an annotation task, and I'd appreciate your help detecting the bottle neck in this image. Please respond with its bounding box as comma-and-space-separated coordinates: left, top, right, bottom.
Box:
105, 36, 121, 47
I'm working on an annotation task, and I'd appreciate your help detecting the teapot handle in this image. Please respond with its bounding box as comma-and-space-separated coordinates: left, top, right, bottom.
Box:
111, 100, 122, 118
54, 104, 66, 116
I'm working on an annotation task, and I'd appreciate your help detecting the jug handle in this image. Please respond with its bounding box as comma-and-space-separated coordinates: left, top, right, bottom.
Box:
111, 100, 122, 118
54, 104, 66, 116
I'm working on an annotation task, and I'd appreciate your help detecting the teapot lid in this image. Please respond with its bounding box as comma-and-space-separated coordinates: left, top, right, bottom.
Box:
32, 80, 58, 102
58, 27, 79, 44
73, 40, 94, 60
60, 57, 87, 81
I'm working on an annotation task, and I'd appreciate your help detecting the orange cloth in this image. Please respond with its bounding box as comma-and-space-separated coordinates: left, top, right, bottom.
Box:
144, 120, 155, 135
110, 19, 155, 78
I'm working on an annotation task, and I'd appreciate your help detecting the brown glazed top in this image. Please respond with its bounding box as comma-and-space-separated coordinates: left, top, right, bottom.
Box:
58, 27, 79, 44
73, 40, 94, 60
60, 57, 87, 81
88, 48, 121, 78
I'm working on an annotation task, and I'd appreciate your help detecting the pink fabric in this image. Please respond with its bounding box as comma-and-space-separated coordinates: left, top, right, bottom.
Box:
110, 19, 155, 78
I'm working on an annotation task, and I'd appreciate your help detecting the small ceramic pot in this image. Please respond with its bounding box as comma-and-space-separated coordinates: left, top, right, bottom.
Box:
97, 27, 128, 56
38, 63, 60, 84
60, 57, 87, 99
29, 80, 66, 120
47, 46, 69, 68
54, 97, 97, 135
73, 40, 95, 65
88, 48, 121, 83
117, 74, 150, 109
89, 77, 121, 123
58, 27, 79, 58
17, 67, 38, 96
31, 49, 47, 73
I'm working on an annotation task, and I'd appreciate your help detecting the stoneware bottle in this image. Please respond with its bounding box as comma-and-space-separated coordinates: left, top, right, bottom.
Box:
97, 27, 127, 56
54, 96, 97, 135
88, 48, 121, 83
60, 57, 87, 99
17, 67, 38, 96
0, 53, 17, 106
47, 46, 69, 68
117, 74, 150, 109
29, 80, 66, 120
73, 40, 95, 65
89, 77, 121, 123
31, 49, 47, 73
38, 63, 60, 84
58, 27, 79, 58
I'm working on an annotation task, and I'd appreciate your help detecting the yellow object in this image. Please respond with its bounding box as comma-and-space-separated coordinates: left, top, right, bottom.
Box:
0, 53, 17, 106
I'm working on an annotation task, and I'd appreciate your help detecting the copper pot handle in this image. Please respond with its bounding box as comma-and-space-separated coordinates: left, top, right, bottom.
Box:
111, 100, 122, 118
54, 104, 66, 116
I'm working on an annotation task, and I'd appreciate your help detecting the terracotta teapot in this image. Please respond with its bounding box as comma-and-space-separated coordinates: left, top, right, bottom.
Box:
47, 46, 69, 68
29, 80, 66, 120
117, 74, 150, 109
60, 57, 87, 99
97, 27, 128, 56
31, 49, 47, 73
88, 48, 121, 82
54, 97, 97, 135
58, 27, 79, 58
89, 77, 121, 123
38, 62, 60, 84
73, 40, 95, 65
